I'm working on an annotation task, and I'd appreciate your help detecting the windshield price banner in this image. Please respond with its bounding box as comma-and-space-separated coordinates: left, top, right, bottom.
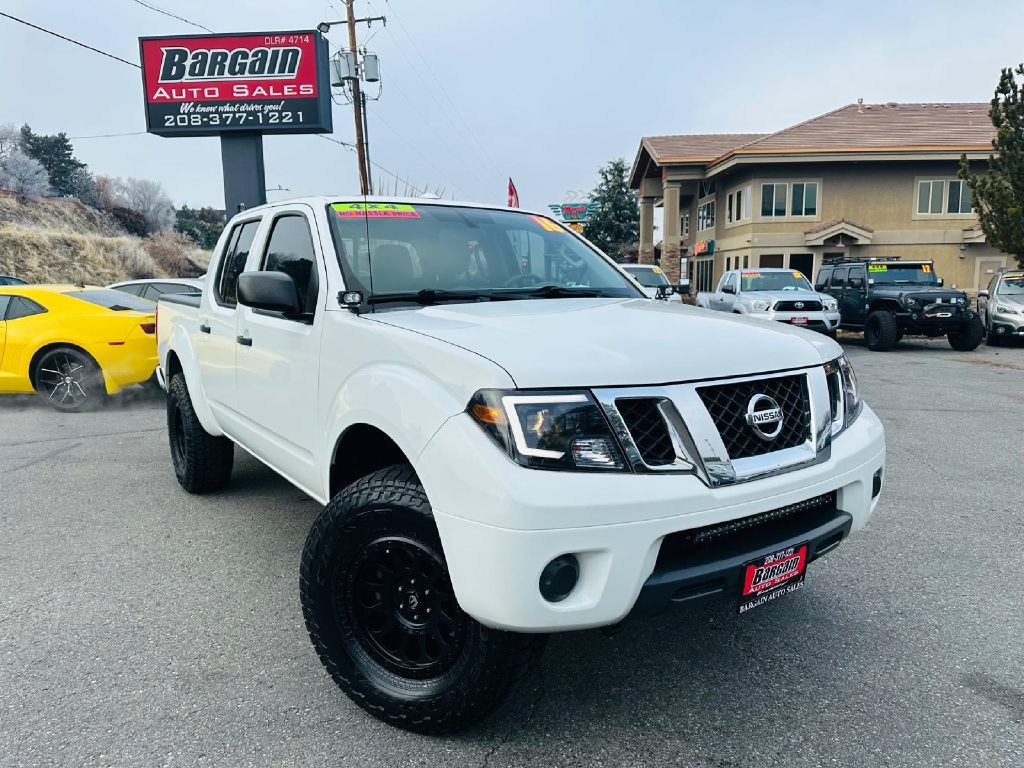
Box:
139, 31, 332, 137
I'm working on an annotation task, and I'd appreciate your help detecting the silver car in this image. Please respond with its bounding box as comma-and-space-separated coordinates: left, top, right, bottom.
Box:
696, 267, 841, 336
978, 269, 1024, 345
108, 277, 205, 302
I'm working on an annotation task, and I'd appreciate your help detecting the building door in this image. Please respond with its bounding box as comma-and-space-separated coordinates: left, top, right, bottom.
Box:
974, 257, 1006, 292
759, 254, 784, 268
789, 253, 813, 280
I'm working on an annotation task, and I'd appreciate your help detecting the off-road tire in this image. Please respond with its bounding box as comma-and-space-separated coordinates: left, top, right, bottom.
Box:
167, 372, 233, 493
947, 315, 985, 351
865, 310, 900, 351
33, 346, 107, 412
300, 464, 545, 734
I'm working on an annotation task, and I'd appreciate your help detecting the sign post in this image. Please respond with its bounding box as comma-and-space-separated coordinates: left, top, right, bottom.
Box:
139, 30, 333, 214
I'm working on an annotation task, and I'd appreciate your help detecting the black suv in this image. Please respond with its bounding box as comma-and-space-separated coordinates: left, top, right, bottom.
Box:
814, 257, 984, 352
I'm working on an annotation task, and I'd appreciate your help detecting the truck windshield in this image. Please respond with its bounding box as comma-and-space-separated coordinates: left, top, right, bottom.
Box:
998, 275, 1024, 295
739, 271, 812, 292
622, 266, 669, 287
868, 264, 938, 284
326, 202, 643, 308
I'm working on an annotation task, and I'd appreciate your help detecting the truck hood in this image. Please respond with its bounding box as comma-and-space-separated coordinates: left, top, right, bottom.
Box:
371, 298, 840, 388
872, 285, 966, 302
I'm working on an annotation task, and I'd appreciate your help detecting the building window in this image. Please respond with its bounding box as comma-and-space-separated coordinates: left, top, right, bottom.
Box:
743, 255, 749, 268
761, 183, 788, 217
726, 186, 752, 225
790, 182, 818, 216
946, 179, 972, 214
681, 210, 690, 237
743, 185, 751, 219
726, 192, 733, 224
698, 180, 716, 199
697, 200, 716, 231
694, 258, 714, 293
917, 179, 972, 215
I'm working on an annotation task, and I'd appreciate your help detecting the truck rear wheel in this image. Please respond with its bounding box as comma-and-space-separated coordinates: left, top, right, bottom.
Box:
300, 464, 544, 733
167, 372, 234, 493
864, 310, 900, 351
947, 316, 985, 351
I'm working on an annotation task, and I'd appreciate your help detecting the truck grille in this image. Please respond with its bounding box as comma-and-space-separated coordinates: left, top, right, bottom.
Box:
774, 300, 822, 312
616, 398, 675, 466
696, 374, 810, 459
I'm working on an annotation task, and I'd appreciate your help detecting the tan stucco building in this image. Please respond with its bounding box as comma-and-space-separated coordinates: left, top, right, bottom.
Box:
629, 102, 1008, 293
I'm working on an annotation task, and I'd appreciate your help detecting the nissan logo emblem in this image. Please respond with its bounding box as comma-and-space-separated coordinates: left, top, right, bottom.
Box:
745, 393, 784, 441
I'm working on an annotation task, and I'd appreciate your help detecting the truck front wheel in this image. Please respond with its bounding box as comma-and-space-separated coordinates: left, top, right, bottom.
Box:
947, 315, 985, 351
300, 464, 544, 733
167, 373, 234, 493
864, 310, 900, 351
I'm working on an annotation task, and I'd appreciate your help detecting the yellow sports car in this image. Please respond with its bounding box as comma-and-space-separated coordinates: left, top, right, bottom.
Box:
0, 285, 158, 411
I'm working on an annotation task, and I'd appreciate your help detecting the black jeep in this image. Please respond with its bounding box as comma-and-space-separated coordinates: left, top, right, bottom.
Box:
814, 257, 984, 352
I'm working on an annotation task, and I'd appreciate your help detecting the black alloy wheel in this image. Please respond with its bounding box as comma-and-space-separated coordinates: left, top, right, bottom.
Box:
343, 536, 467, 679
34, 347, 105, 411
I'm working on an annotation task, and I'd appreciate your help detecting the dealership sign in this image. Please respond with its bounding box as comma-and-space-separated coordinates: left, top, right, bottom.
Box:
548, 202, 597, 223
139, 31, 332, 137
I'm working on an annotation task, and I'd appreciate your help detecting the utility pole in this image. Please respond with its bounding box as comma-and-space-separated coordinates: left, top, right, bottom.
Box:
345, 0, 369, 194
361, 90, 373, 194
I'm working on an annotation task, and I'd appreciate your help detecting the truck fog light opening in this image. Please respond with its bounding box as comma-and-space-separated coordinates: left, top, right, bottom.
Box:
539, 554, 579, 603
872, 469, 883, 499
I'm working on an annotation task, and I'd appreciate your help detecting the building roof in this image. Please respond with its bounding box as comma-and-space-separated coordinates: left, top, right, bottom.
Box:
630, 102, 996, 187
640, 133, 769, 163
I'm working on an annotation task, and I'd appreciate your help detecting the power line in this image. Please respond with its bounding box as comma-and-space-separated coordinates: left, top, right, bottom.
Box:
381, 0, 499, 177
316, 134, 428, 196
0, 11, 139, 68
70, 131, 149, 139
127, 0, 214, 33
366, 104, 464, 198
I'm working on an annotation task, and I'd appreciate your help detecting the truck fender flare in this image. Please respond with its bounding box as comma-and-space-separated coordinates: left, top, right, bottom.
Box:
321, 364, 470, 502
165, 324, 223, 436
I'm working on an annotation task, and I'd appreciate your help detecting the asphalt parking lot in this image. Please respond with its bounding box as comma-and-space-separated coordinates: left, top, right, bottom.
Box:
1, 338, 1022, 768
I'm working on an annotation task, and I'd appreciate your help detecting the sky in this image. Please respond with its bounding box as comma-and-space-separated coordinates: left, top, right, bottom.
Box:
2, 0, 1023, 214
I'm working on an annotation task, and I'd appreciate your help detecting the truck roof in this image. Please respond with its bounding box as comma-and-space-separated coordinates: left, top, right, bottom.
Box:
227, 195, 552, 220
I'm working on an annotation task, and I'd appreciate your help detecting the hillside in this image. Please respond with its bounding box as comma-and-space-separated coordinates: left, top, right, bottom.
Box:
0, 194, 209, 284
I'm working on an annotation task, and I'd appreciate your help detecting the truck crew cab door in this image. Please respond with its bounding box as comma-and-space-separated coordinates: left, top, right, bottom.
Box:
715, 273, 735, 311
233, 205, 326, 493
198, 216, 262, 430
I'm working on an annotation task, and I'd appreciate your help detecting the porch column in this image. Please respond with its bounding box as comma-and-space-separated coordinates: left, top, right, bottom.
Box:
661, 181, 682, 283
638, 196, 656, 264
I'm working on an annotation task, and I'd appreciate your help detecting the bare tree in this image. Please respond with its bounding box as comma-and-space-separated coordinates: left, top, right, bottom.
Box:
0, 123, 19, 162
115, 177, 175, 233
0, 149, 51, 198
93, 174, 121, 209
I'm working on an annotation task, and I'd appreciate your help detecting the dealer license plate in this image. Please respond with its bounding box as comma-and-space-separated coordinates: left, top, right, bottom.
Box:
790, 317, 809, 325
738, 543, 808, 614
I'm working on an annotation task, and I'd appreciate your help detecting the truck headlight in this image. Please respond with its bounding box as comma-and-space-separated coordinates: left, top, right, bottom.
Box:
996, 304, 1019, 315
751, 300, 771, 312
468, 390, 627, 471
957, 297, 967, 306
825, 355, 862, 437
823, 298, 838, 312
904, 297, 917, 306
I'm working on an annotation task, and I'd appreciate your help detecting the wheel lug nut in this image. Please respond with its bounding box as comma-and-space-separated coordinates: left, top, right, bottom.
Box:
399, 603, 404, 609
426, 608, 431, 614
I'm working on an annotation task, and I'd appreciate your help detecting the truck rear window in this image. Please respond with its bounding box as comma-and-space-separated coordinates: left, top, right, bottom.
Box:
63, 289, 154, 312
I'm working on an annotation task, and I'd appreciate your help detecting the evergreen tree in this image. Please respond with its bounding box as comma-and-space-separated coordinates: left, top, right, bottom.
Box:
960, 64, 1024, 267
19, 124, 92, 200
582, 158, 640, 261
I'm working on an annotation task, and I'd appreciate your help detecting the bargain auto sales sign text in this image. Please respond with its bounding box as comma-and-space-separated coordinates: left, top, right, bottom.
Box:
139, 31, 332, 137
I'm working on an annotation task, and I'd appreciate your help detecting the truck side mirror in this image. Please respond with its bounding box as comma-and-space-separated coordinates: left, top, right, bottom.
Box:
676, 283, 690, 296
979, 289, 989, 298
237, 271, 302, 314
655, 284, 674, 300
722, 284, 735, 294
937, 277, 945, 287
849, 277, 864, 290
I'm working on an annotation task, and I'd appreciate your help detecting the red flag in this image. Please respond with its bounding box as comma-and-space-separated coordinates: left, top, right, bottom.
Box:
507, 178, 519, 208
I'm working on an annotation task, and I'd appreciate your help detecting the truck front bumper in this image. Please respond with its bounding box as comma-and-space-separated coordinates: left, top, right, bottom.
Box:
758, 310, 840, 333
418, 405, 885, 632
991, 309, 1024, 338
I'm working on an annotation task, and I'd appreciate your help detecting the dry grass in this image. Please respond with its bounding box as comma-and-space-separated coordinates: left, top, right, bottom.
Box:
0, 196, 210, 284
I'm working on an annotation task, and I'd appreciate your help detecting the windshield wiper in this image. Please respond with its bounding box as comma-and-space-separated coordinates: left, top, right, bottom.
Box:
502, 284, 606, 299
368, 289, 503, 306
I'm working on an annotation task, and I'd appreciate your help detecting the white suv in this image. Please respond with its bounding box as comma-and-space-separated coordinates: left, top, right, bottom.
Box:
156, 197, 886, 733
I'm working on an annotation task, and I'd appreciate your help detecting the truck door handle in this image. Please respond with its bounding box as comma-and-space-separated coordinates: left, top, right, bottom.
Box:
199, 323, 211, 334
236, 335, 253, 347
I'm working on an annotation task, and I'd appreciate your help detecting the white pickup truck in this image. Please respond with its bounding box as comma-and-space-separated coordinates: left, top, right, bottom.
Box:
696, 267, 841, 336
156, 197, 885, 733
